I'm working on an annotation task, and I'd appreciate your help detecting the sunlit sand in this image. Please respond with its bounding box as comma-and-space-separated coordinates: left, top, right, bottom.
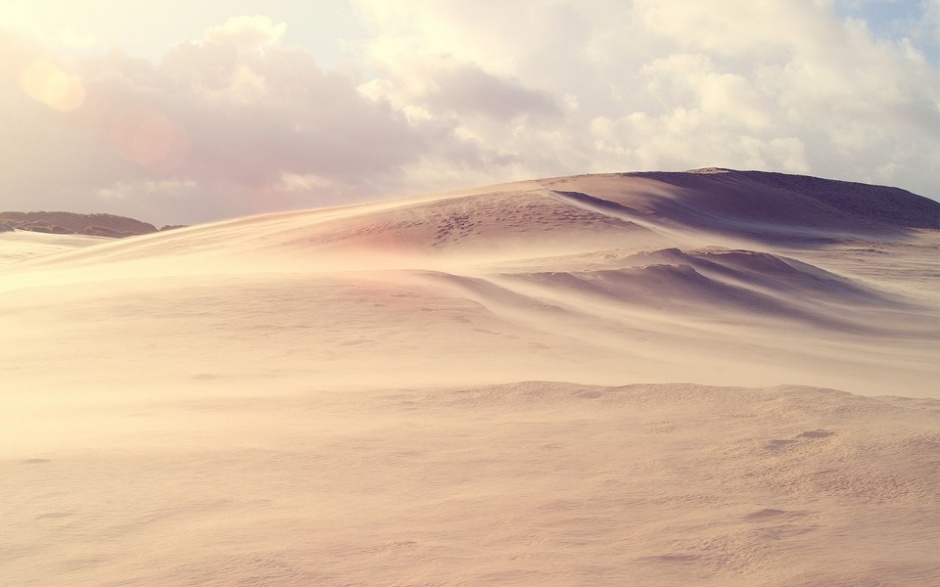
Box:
1, 170, 937, 586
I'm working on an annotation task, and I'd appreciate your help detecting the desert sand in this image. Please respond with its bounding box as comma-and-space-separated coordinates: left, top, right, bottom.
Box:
1, 169, 937, 586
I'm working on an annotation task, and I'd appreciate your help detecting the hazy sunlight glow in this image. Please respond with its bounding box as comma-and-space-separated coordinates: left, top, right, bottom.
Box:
19, 59, 84, 111
108, 106, 191, 171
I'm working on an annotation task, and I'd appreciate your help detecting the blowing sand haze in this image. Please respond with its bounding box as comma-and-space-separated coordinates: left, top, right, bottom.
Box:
1, 169, 938, 586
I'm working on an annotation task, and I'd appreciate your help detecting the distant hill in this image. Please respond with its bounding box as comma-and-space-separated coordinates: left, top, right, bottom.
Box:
0, 211, 184, 237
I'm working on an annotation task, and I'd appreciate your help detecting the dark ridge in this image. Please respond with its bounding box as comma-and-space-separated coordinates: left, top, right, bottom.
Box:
735, 170, 938, 230
684, 249, 903, 306
508, 262, 911, 335
626, 169, 939, 231
0, 211, 158, 238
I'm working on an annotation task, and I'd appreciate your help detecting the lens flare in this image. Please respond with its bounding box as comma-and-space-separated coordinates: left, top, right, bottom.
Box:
19, 59, 85, 111
108, 106, 191, 171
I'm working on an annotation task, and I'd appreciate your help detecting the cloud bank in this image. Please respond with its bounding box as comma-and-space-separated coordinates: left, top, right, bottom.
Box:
0, 4, 937, 224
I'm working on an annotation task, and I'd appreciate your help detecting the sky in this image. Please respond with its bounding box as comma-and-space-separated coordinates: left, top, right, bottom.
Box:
1, 0, 938, 225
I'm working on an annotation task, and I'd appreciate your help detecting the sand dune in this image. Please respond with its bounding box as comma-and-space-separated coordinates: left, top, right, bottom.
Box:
1, 170, 937, 585
0, 229, 111, 266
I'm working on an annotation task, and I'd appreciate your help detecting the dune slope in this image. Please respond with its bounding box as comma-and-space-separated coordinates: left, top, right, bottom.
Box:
1, 170, 937, 586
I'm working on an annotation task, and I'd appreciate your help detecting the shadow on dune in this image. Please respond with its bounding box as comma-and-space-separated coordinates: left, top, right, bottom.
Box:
497, 243, 928, 335
556, 169, 938, 245
638, 248, 900, 306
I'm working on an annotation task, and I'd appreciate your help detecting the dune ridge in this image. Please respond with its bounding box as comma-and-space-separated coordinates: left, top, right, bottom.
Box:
1, 170, 937, 586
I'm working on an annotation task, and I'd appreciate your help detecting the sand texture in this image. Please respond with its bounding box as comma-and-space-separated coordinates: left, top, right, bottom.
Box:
1, 170, 938, 586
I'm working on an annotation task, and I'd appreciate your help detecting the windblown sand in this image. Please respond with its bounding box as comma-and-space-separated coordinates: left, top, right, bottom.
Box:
1, 171, 937, 586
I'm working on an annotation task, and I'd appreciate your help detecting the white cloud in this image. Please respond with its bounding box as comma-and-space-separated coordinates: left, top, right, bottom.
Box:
204, 15, 286, 50
277, 172, 336, 192
0, 3, 937, 226
354, 0, 939, 196
0, 21, 485, 224
98, 179, 198, 200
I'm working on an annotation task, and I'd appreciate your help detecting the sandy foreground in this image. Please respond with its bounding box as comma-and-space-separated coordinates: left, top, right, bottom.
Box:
1, 170, 938, 586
